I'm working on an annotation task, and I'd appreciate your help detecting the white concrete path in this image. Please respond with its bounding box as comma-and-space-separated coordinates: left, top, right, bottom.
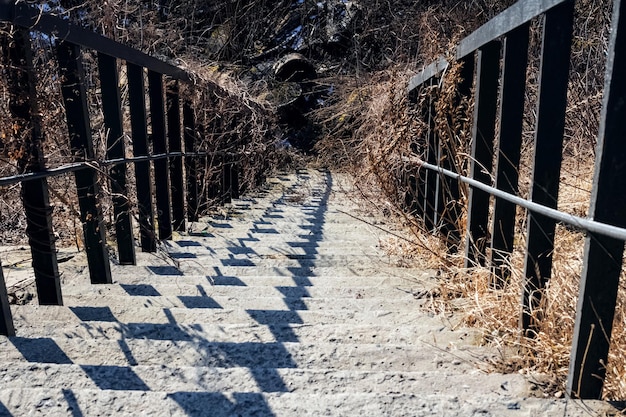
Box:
0, 169, 615, 416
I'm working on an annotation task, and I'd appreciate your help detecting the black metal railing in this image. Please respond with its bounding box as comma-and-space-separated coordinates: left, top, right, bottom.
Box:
407, 0, 626, 400
0, 2, 250, 337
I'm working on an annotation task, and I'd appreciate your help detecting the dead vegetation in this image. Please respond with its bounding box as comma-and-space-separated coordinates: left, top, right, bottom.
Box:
0, 2, 297, 248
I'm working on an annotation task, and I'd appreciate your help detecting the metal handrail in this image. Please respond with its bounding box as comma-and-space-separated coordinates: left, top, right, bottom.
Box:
415, 159, 626, 241
0, 1, 192, 81
0, 152, 218, 187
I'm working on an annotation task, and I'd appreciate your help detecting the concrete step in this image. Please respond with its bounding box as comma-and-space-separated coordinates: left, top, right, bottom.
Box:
12, 304, 441, 327
9, 320, 475, 346
197, 221, 389, 233
151, 256, 401, 270
0, 388, 612, 417
220, 217, 386, 227
161, 244, 387, 259
60, 293, 430, 313
161, 240, 385, 257
90, 251, 423, 278
0, 363, 530, 397
0, 337, 484, 372
105, 273, 434, 289
111, 264, 428, 279
197, 229, 390, 242
57, 282, 423, 301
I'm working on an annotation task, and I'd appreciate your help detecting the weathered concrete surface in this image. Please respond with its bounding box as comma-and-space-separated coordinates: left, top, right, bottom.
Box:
0, 169, 618, 416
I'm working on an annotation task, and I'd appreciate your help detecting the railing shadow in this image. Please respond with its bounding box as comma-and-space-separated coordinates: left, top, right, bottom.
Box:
0, 400, 13, 417
62, 389, 83, 417
4, 169, 331, 416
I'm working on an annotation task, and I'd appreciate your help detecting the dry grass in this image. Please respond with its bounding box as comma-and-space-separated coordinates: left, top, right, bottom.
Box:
0, 8, 291, 247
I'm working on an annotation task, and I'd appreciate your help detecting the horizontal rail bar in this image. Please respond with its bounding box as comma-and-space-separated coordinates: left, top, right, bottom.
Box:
413, 158, 626, 242
407, 56, 448, 93
3, 3, 191, 82
456, 0, 568, 59
0, 152, 212, 187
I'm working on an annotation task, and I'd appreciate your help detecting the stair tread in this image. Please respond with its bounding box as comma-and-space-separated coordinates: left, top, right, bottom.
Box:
8, 320, 481, 346
11, 304, 446, 326
0, 388, 612, 417
86, 273, 433, 288
0, 362, 531, 396
0, 337, 487, 371
58, 293, 431, 313
56, 282, 425, 299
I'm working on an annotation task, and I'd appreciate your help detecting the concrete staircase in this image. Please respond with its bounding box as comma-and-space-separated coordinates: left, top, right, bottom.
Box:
0, 169, 615, 416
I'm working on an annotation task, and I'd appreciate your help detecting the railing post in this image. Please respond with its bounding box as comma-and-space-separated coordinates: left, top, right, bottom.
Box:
0, 264, 15, 336
439, 54, 474, 251
490, 24, 530, 287
183, 100, 199, 222
57, 41, 112, 284
207, 154, 221, 203
231, 158, 240, 200
404, 173, 419, 215
198, 153, 212, 213
464, 40, 501, 267
167, 81, 185, 232
2, 28, 62, 305
97, 53, 136, 265
0, 0, 15, 21
222, 154, 233, 204
127, 63, 157, 252
521, 0, 574, 335
407, 89, 427, 220
148, 70, 173, 240
567, 0, 626, 399
424, 82, 438, 231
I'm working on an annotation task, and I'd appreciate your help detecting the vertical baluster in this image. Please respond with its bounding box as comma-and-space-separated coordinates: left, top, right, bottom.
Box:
183, 100, 199, 222
208, 153, 221, 202
57, 42, 112, 283
411, 84, 432, 221
98, 53, 136, 265
490, 24, 530, 287
521, 0, 574, 335
167, 81, 185, 232
567, 0, 626, 399
2, 28, 62, 305
424, 80, 438, 232
198, 152, 210, 213
434, 137, 445, 232
222, 155, 233, 205
231, 160, 240, 200
464, 40, 501, 267
405, 173, 418, 215
439, 54, 475, 252
412, 157, 425, 220
127, 63, 157, 252
148, 71, 173, 240
0, 265, 14, 336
